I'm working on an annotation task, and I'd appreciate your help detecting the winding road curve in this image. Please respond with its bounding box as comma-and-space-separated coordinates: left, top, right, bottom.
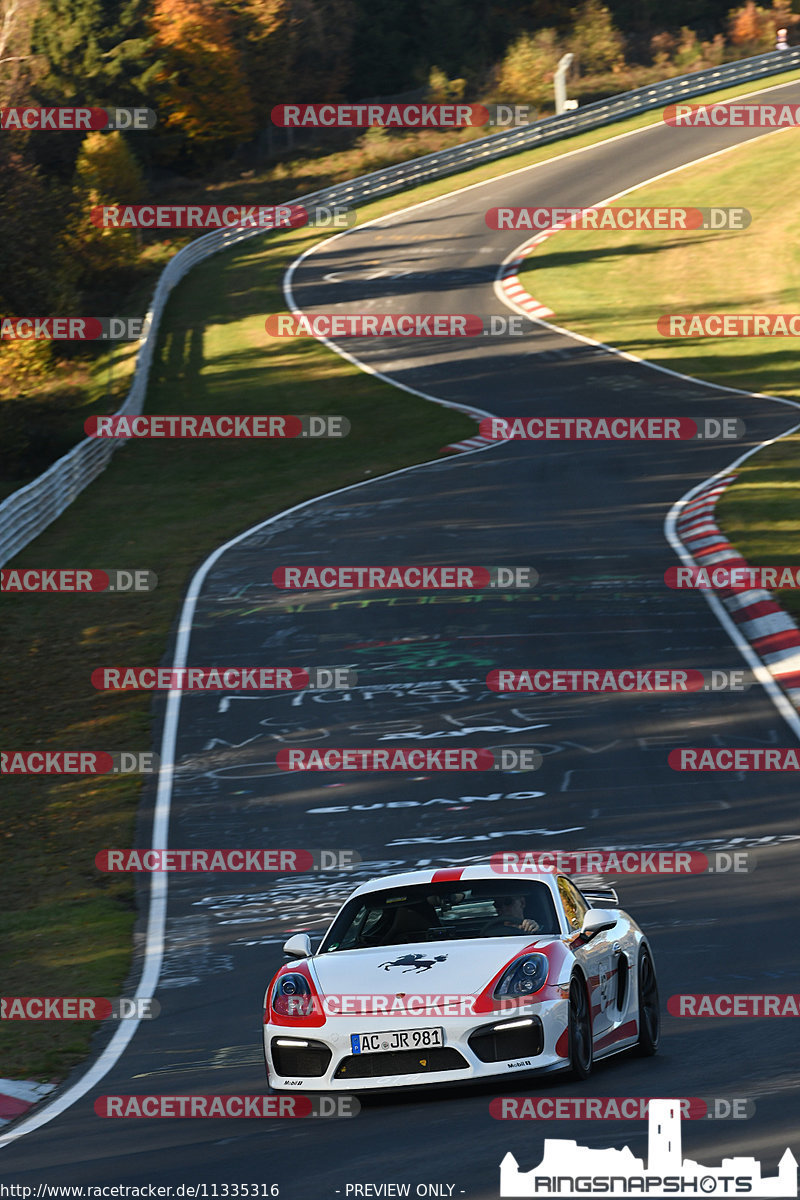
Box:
3, 79, 800, 1200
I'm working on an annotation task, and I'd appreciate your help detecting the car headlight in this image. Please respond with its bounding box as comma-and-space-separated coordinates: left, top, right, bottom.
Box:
272, 972, 316, 1017
493, 954, 549, 998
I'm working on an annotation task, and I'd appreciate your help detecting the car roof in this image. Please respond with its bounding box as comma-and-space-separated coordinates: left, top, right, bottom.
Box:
347, 864, 562, 898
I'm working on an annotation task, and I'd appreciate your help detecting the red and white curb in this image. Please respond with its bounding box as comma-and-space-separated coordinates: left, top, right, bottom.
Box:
676, 475, 800, 708
441, 237, 558, 454
497, 235, 556, 320
0, 1080, 56, 1127
440, 434, 494, 454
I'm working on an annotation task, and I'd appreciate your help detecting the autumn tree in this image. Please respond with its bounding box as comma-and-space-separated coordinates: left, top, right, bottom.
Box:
69, 130, 145, 283
426, 65, 466, 102
223, 0, 294, 121
0, 139, 77, 397
727, 0, 784, 52
494, 29, 562, 109
569, 0, 626, 73
149, 0, 255, 166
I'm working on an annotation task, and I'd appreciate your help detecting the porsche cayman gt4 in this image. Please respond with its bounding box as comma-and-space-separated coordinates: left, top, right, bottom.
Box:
263, 865, 659, 1091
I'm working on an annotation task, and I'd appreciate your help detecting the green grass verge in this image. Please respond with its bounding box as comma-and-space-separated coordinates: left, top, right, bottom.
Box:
2, 67, 799, 1083
715, 434, 800, 622
517, 122, 800, 398
516, 105, 800, 622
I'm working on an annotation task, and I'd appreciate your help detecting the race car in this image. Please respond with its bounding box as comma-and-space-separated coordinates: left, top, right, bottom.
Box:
262, 864, 659, 1091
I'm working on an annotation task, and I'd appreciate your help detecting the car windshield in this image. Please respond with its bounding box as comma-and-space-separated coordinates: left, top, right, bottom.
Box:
318, 879, 560, 952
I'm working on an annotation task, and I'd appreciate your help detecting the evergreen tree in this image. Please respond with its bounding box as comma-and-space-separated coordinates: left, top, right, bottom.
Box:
31, 0, 160, 107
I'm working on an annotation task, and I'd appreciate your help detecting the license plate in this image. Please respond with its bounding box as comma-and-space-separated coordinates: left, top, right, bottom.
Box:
351, 1027, 444, 1054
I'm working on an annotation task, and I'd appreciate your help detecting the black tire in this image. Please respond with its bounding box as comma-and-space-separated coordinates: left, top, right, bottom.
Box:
568, 974, 594, 1079
634, 946, 660, 1056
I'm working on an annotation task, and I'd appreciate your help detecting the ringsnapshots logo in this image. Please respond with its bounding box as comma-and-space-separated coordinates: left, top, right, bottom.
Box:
480, 417, 744, 441
499, 1098, 797, 1197
0, 107, 156, 130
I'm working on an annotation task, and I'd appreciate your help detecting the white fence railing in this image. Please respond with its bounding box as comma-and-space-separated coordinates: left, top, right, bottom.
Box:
2, 47, 799, 565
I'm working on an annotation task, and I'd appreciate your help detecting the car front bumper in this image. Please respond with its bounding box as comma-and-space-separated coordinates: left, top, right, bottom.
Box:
264, 998, 570, 1091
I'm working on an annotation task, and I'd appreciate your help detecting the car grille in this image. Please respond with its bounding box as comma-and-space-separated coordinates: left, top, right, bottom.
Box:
334, 1047, 468, 1079
270, 1038, 332, 1078
468, 1017, 544, 1063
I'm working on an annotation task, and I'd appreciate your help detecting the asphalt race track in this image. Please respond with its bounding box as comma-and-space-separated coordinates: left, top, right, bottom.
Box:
2, 80, 800, 1199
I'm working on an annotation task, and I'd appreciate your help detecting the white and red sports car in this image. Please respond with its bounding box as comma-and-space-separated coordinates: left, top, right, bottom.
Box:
262, 865, 659, 1091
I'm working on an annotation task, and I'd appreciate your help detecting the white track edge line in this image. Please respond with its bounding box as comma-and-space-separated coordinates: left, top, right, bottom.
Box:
490, 140, 800, 740
664, 424, 800, 742
4, 71, 800, 1150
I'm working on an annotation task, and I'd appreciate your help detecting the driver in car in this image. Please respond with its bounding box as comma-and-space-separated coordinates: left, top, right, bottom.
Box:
480, 893, 540, 936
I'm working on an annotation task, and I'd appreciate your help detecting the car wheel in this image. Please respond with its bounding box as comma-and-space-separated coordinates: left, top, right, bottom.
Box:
634, 946, 660, 1056
568, 974, 593, 1079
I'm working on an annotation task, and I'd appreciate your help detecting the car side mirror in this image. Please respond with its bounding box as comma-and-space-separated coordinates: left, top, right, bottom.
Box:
283, 932, 312, 958
579, 909, 617, 939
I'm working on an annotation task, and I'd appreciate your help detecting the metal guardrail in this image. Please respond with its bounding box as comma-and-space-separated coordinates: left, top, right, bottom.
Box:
2, 47, 799, 565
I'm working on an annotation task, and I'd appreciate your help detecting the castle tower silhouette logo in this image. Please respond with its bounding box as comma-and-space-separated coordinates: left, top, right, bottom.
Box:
500, 1099, 797, 1197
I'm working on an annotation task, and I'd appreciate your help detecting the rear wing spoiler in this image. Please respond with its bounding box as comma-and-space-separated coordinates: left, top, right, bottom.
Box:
581, 886, 620, 906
